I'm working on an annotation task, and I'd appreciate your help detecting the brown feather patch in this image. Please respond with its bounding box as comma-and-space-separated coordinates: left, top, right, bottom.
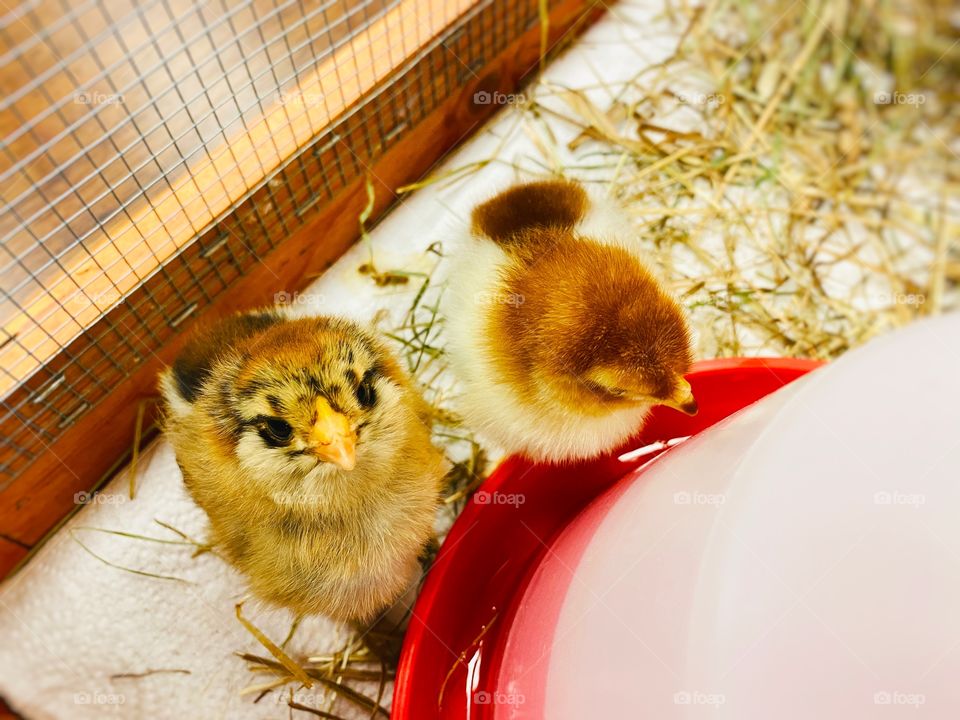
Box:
471, 180, 588, 248
486, 228, 693, 414
172, 310, 281, 402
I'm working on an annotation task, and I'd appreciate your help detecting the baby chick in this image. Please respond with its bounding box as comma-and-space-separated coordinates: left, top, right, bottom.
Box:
160, 310, 444, 622
446, 179, 697, 462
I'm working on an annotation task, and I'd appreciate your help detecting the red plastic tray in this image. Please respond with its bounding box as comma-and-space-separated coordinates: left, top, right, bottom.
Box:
393, 357, 824, 718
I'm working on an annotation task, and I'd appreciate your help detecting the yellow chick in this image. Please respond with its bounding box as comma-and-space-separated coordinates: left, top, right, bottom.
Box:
159, 310, 444, 622
445, 179, 697, 462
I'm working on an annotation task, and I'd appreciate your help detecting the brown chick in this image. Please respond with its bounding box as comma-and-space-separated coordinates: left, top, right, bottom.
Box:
445, 179, 696, 462
159, 310, 444, 622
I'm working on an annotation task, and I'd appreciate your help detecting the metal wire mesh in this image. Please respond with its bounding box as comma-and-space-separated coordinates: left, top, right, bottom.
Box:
0, 0, 543, 486
1, 0, 437, 387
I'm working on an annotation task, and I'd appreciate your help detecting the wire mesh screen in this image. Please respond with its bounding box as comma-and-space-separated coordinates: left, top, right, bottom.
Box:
0, 0, 560, 492
1, 0, 473, 391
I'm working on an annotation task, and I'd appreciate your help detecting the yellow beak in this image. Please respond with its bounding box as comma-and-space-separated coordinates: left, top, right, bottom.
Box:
309, 397, 357, 471
660, 377, 698, 416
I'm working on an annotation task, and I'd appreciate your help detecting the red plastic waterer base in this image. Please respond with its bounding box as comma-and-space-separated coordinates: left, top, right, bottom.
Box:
392, 357, 824, 719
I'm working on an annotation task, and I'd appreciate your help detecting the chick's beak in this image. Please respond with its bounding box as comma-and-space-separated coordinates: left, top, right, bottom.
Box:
660, 377, 699, 416
308, 397, 357, 471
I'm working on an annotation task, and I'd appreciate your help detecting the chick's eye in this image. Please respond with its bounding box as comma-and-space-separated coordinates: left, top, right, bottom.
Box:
263, 417, 293, 443
355, 371, 377, 408
582, 379, 626, 399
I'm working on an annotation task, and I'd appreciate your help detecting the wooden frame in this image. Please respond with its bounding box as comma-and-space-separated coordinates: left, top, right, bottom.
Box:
0, 0, 605, 578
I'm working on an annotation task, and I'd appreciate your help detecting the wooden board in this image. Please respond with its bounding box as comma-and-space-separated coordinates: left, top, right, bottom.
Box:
0, 537, 28, 580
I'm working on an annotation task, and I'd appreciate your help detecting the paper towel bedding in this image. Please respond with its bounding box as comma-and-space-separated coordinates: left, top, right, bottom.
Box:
0, 3, 689, 717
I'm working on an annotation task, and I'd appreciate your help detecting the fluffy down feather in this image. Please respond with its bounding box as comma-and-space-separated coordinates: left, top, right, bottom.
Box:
445, 180, 696, 462
160, 311, 444, 622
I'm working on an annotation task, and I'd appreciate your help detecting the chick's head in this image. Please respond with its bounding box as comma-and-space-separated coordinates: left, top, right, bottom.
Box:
220, 317, 409, 483
503, 233, 697, 416
575, 298, 697, 416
